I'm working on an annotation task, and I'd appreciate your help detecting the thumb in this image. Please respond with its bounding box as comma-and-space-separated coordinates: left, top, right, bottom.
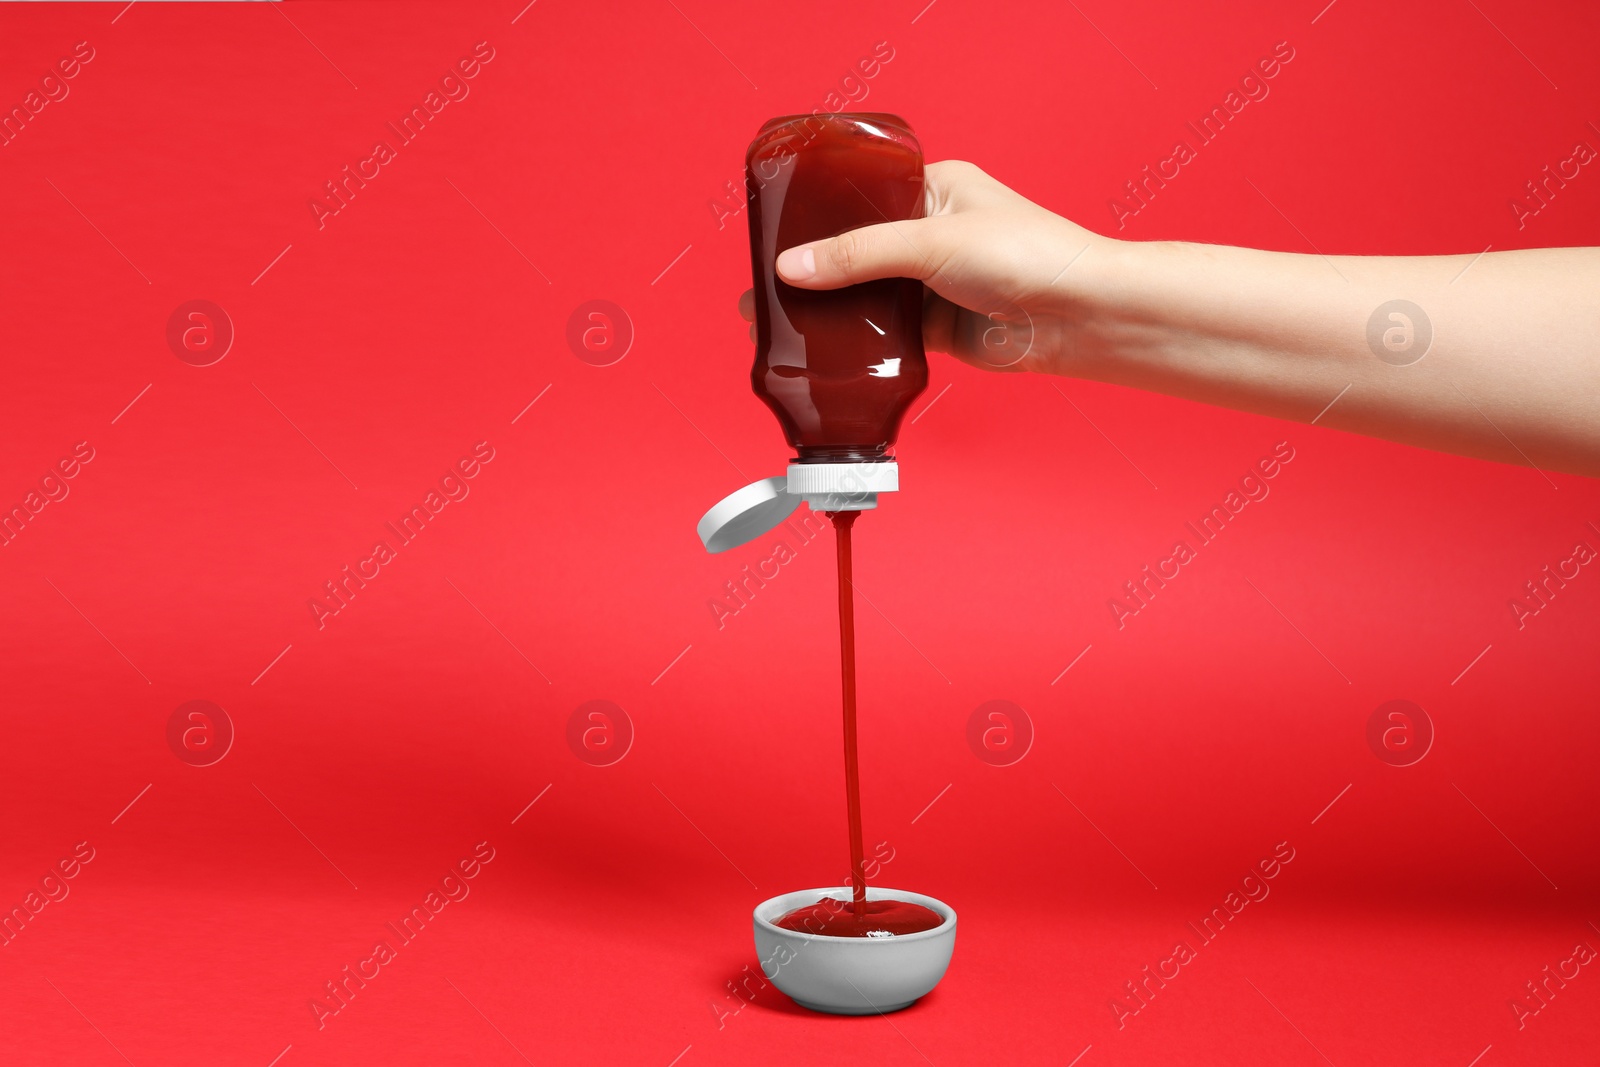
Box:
775, 219, 944, 290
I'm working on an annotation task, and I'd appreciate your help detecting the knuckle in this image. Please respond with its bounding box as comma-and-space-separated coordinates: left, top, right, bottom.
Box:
827, 231, 865, 277
933, 159, 984, 182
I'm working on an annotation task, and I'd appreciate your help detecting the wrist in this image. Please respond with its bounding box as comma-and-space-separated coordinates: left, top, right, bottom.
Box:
1036, 234, 1182, 381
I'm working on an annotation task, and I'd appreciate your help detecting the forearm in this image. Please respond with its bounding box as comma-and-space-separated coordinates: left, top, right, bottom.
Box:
1072, 241, 1600, 477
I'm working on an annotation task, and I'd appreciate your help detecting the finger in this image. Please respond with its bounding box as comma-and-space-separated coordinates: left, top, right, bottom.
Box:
922, 293, 1031, 375
775, 217, 947, 290
749, 323, 757, 344
737, 288, 755, 322
920, 289, 959, 358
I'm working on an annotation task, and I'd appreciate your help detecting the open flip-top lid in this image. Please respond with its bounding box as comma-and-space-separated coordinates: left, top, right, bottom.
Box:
696, 476, 802, 554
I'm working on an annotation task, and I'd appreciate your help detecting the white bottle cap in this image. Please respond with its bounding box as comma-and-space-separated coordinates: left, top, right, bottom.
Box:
787, 460, 897, 512
696, 476, 802, 554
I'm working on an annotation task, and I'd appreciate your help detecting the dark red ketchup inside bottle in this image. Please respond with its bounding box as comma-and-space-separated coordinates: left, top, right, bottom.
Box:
746, 113, 928, 464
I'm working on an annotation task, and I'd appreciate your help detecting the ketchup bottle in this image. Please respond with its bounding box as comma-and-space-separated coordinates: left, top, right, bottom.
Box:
748, 113, 928, 470
698, 114, 929, 552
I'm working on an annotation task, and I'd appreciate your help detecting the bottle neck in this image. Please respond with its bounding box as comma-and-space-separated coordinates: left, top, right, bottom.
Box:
794, 446, 891, 464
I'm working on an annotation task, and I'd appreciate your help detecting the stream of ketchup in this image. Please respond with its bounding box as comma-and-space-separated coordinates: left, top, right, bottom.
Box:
771, 511, 943, 939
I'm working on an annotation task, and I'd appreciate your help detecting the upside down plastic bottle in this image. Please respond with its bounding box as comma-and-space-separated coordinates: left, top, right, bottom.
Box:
698, 113, 928, 550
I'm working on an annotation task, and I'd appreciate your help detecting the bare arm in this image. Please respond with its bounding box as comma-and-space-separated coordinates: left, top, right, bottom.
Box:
758, 161, 1600, 478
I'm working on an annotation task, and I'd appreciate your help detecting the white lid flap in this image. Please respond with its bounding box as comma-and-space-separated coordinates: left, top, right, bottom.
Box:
696, 476, 801, 554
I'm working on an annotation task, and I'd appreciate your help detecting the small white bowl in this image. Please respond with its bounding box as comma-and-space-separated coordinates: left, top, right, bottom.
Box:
752, 886, 957, 1015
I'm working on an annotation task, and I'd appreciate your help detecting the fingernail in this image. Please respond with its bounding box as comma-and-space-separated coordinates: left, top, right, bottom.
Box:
777, 246, 815, 281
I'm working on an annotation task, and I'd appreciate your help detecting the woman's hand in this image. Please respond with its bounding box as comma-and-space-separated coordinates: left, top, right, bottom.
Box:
738, 160, 1118, 376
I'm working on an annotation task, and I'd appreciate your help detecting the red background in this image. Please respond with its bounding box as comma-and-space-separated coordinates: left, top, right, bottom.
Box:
2, 1, 1597, 1064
